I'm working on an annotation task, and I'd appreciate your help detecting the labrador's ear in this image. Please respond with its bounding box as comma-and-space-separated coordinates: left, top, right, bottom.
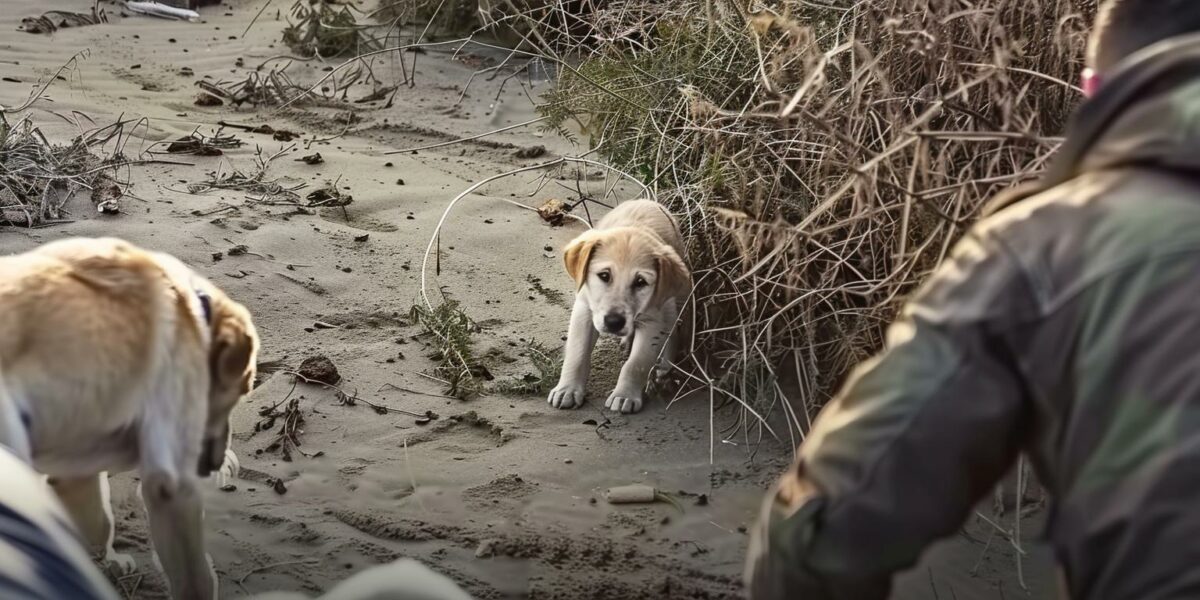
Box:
652, 245, 690, 305
209, 300, 259, 395
563, 231, 602, 290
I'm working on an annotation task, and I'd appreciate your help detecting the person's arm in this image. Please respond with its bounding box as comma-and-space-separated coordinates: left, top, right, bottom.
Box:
745, 227, 1040, 599
0, 448, 120, 600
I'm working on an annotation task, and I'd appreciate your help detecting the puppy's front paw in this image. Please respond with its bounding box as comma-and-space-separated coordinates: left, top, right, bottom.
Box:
215, 448, 240, 487
605, 390, 644, 414
549, 383, 587, 409
654, 362, 674, 384
103, 550, 137, 576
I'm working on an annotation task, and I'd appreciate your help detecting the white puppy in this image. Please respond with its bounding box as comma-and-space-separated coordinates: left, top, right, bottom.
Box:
548, 200, 691, 414
0, 238, 259, 600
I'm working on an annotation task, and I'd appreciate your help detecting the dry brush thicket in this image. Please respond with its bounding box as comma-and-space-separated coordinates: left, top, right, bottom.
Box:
527, 0, 1096, 440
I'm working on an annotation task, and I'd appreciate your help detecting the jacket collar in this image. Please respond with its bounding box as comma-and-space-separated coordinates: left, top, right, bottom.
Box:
984, 32, 1200, 216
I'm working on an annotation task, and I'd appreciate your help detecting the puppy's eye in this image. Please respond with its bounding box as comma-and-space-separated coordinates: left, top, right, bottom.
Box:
597, 271, 611, 283
633, 276, 648, 289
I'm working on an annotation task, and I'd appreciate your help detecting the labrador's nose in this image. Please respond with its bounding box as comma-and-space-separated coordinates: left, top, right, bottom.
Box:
603, 313, 627, 333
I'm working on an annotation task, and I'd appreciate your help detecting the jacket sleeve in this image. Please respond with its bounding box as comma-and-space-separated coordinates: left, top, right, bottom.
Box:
745, 227, 1040, 599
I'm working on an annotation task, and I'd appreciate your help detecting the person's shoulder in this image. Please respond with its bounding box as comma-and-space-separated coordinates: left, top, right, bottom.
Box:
983, 168, 1200, 249
974, 168, 1200, 309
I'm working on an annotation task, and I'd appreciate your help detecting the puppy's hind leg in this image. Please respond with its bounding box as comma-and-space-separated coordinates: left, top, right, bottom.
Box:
549, 295, 598, 410
50, 474, 137, 575
654, 299, 683, 383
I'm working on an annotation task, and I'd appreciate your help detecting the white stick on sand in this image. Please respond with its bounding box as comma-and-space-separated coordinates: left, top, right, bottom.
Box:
604, 484, 657, 504
124, 1, 201, 22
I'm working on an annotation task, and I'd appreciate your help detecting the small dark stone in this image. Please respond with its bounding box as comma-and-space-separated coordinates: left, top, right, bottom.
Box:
297, 355, 340, 385
513, 145, 547, 159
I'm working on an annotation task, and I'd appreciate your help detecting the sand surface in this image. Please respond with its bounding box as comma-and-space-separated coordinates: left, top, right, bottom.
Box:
1, 1, 1055, 598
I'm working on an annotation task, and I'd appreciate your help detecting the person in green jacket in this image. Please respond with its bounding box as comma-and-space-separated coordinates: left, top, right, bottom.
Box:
745, 1, 1200, 598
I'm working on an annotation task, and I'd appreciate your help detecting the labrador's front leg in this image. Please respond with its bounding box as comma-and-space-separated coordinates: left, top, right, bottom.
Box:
142, 472, 215, 600
50, 473, 136, 575
549, 295, 598, 410
607, 313, 671, 414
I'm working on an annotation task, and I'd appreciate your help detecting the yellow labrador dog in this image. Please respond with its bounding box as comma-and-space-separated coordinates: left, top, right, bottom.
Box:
0, 238, 258, 600
548, 200, 690, 414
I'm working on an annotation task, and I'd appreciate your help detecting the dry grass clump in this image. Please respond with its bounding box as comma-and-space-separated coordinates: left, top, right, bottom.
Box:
283, 0, 383, 58
373, 0, 480, 36
530, 0, 1093, 436
372, 0, 603, 47
492, 340, 563, 396
410, 299, 490, 400
0, 113, 129, 227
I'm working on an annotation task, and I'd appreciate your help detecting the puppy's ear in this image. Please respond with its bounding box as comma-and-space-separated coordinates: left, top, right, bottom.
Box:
563, 232, 600, 290
210, 303, 259, 394
653, 245, 691, 305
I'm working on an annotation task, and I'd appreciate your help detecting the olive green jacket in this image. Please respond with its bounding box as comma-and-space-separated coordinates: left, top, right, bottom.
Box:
747, 34, 1200, 600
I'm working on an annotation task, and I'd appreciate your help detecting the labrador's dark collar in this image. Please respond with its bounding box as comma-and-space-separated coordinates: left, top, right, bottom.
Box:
196, 289, 213, 326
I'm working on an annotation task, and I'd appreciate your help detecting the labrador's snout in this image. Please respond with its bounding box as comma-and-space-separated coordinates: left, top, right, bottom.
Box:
603, 313, 627, 334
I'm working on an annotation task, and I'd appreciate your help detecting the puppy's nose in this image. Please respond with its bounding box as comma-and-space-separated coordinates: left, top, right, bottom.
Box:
603, 313, 627, 333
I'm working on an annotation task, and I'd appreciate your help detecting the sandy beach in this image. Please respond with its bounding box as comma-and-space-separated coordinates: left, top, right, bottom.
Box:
0, 1, 1054, 598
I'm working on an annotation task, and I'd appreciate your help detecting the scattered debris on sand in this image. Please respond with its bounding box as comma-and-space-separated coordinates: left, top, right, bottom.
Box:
513, 144, 546, 159
196, 67, 350, 108
536, 197, 567, 226
1, 114, 129, 227
163, 128, 243, 156
305, 183, 352, 208
186, 145, 305, 203
218, 121, 302, 141
257, 397, 323, 463
19, 7, 106, 35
